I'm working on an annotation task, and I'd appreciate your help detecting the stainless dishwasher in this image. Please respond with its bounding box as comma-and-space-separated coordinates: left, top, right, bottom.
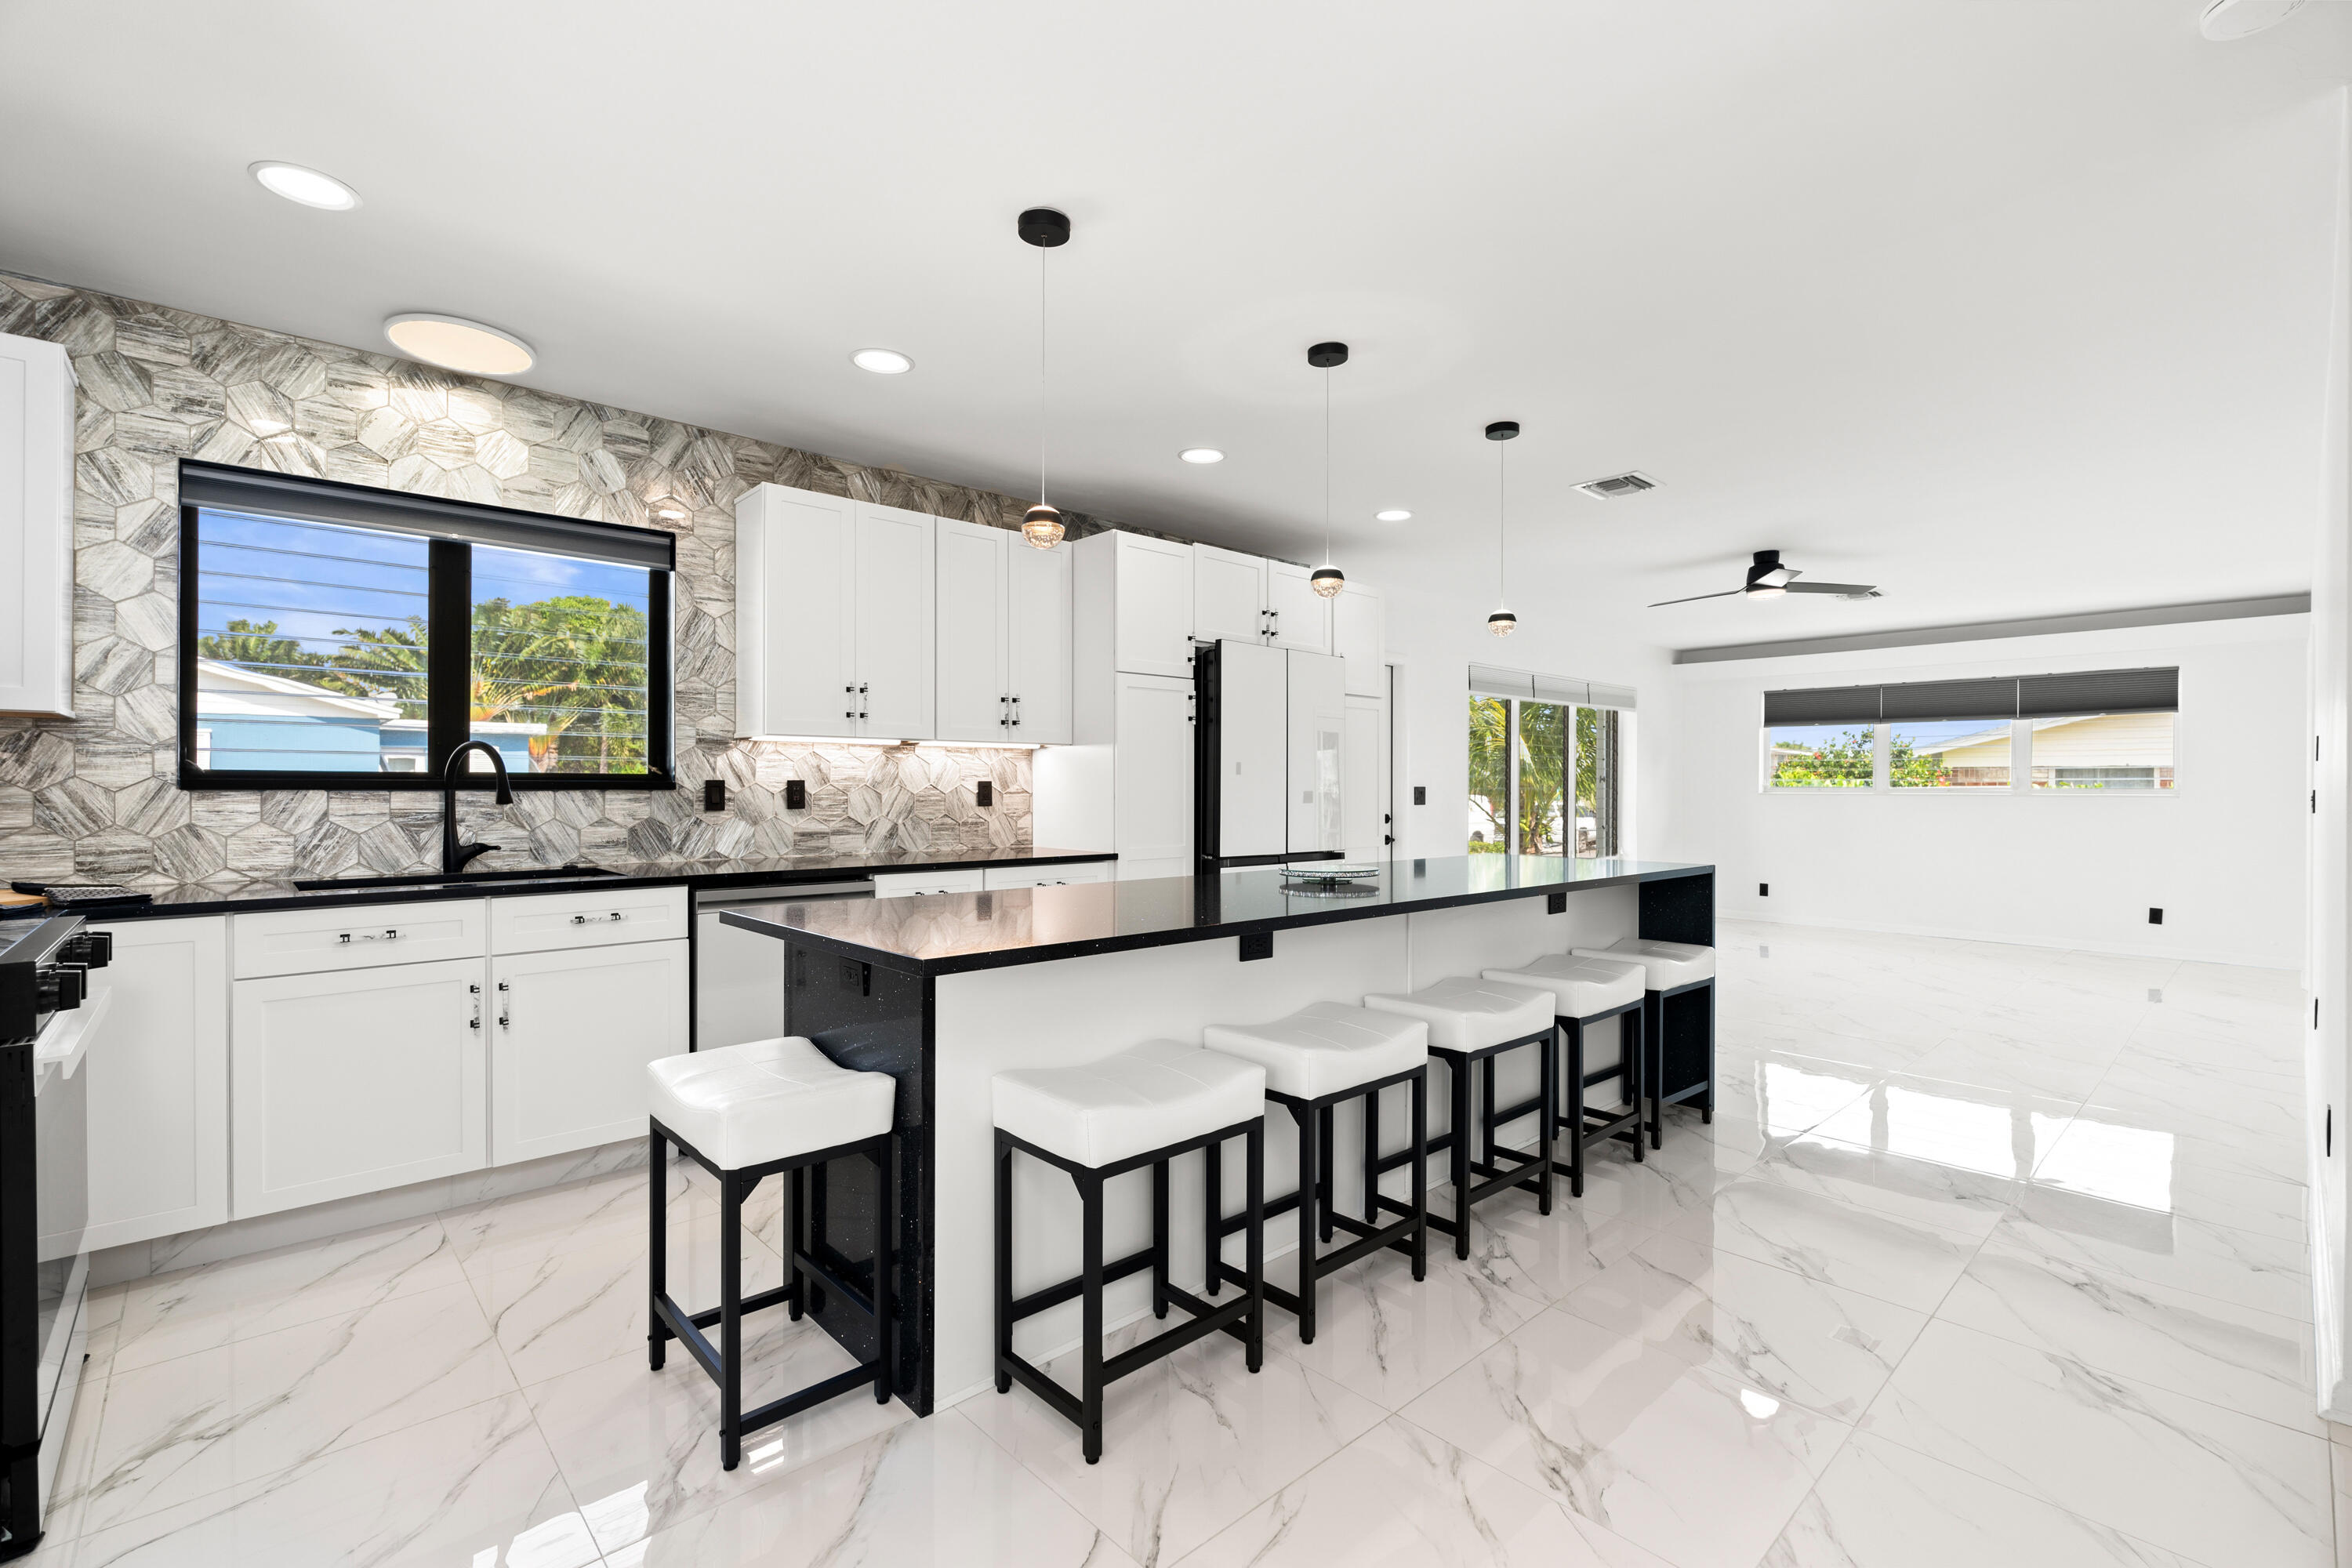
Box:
694, 881, 871, 1050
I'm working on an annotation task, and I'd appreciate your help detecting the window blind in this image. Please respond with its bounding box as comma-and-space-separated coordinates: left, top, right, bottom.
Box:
1878, 677, 2019, 723
1468, 665, 1635, 711
2016, 668, 2178, 718
1761, 684, 1881, 725
1765, 667, 2177, 727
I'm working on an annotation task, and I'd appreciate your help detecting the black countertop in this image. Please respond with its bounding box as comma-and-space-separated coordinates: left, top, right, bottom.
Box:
720, 855, 1714, 977
0, 846, 1118, 924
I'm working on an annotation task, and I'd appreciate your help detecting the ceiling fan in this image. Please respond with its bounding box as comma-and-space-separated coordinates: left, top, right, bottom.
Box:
1649, 550, 1882, 608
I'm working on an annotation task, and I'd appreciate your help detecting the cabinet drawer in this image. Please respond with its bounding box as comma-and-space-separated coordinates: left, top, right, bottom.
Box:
490, 884, 688, 953
981, 861, 1113, 890
872, 868, 986, 898
234, 899, 488, 979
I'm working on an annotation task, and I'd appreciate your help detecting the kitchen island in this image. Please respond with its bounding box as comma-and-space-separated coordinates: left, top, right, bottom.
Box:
719, 854, 1715, 1413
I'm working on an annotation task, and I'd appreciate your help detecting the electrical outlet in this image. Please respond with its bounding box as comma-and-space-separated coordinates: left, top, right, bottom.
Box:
1413, 786, 1427, 806
702, 779, 726, 811
976, 780, 993, 808
785, 779, 808, 810
2147, 907, 2163, 925
1759, 882, 1769, 897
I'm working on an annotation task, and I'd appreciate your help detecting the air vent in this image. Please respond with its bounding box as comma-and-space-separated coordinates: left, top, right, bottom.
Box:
1574, 471, 1657, 499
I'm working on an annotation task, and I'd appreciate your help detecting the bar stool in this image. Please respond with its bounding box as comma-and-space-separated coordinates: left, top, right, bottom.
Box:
1202, 1002, 1429, 1345
993, 1040, 1269, 1465
1483, 955, 1648, 1197
1571, 938, 1716, 1146
646, 1036, 896, 1472
1360, 977, 1559, 1259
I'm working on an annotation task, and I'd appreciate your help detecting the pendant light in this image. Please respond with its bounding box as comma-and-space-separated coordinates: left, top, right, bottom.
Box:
1307, 341, 1348, 597
1018, 207, 1071, 549
1486, 420, 1518, 636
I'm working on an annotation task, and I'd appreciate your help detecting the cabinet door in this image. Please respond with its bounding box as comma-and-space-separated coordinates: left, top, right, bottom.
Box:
84, 916, 228, 1250
232, 957, 487, 1218
1006, 537, 1072, 744
1192, 544, 1267, 645
737, 485, 857, 736
0, 332, 74, 717
1266, 561, 1333, 654
855, 502, 936, 739
1333, 581, 1385, 695
1111, 533, 1196, 677
1344, 694, 1391, 856
491, 939, 687, 1165
934, 519, 1010, 742
1114, 671, 1195, 875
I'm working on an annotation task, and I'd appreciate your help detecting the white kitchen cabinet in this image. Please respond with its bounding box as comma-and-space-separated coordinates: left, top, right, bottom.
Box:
1333, 581, 1385, 696
488, 882, 687, 954
980, 860, 1114, 890
934, 518, 1072, 745
873, 866, 987, 898
1005, 538, 1071, 743
735, 484, 858, 738
1266, 561, 1332, 654
490, 938, 688, 1164
84, 916, 228, 1250
1113, 671, 1196, 877
854, 501, 935, 739
231, 956, 487, 1218
1192, 544, 1266, 646
234, 898, 488, 978
0, 332, 74, 717
1073, 531, 1193, 679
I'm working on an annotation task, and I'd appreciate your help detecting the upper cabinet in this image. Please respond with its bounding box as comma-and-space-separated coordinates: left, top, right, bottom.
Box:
1265, 561, 1332, 654
0, 332, 74, 717
735, 484, 937, 741
1189, 544, 1331, 655
935, 517, 1071, 745
1073, 531, 1193, 680
1332, 580, 1385, 695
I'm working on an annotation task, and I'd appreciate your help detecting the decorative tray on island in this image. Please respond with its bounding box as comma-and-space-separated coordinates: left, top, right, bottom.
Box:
1278, 864, 1381, 887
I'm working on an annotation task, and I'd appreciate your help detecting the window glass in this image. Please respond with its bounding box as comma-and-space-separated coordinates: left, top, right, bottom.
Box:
1468, 695, 1508, 851
470, 545, 655, 775
2029, 712, 2175, 790
1515, 701, 1568, 854
1576, 706, 1617, 856
191, 508, 430, 773
1888, 719, 2012, 789
1766, 724, 1874, 787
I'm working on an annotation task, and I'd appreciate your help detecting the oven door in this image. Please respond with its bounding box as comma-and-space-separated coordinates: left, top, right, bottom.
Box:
28, 989, 100, 1533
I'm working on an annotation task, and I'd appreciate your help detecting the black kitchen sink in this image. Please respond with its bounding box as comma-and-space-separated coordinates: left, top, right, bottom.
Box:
292, 864, 624, 891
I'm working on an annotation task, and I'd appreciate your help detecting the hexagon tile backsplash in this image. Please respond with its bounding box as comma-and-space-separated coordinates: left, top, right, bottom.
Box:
0, 269, 1152, 884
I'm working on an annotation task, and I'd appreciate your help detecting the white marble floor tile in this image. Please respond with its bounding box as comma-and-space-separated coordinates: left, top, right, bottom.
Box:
1177, 1415, 1673, 1568
1558, 1232, 1927, 1422
1764, 1428, 2203, 1567
1980, 1206, 2311, 1319
522, 1314, 911, 1557
601, 1410, 1139, 1567
1710, 1057, 1880, 1141
1400, 1305, 1852, 1568
2332, 1440, 2352, 1568
438, 1163, 691, 1271
1804, 1074, 2081, 1177
2030, 1116, 2310, 1243
67, 1392, 599, 1568
1860, 1319, 2332, 1568
82, 1279, 517, 1535
959, 1316, 1384, 1567
1744, 1131, 2020, 1240
1662, 1178, 1982, 1313
1264, 1246, 1545, 1410
2056, 1097, 2309, 1187
2085, 1052, 2305, 1148
31, 1350, 113, 1553
1446, 1185, 1657, 1305
1904, 1031, 2118, 1102
111, 1218, 466, 1374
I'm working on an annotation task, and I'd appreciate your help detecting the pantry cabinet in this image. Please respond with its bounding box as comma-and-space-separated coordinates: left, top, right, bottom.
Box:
0, 332, 75, 717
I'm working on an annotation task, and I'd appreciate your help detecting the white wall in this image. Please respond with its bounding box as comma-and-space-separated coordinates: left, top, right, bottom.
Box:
1668, 617, 2310, 968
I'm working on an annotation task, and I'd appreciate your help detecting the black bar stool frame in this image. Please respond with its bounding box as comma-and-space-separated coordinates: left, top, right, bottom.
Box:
1206, 1063, 1428, 1345
1561, 998, 1645, 1196
648, 1116, 895, 1472
995, 1115, 1265, 1465
1368, 1029, 1556, 1260
1641, 978, 1716, 1147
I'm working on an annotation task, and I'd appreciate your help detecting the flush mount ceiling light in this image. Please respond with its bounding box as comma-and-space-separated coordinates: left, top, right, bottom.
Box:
1375, 509, 1412, 523
1179, 448, 1225, 464
1018, 206, 1073, 550
1307, 340, 1348, 598
249, 161, 361, 210
1486, 420, 1519, 637
851, 347, 913, 375
383, 314, 535, 376
2200, 0, 2307, 40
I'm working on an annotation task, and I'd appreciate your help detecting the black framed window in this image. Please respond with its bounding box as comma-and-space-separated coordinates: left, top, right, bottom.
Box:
178, 462, 674, 790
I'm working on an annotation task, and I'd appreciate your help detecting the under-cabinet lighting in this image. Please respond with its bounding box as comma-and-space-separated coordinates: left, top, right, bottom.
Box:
747, 736, 1041, 750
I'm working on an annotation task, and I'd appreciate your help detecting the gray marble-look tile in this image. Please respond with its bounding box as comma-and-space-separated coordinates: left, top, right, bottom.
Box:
1662, 1178, 1982, 1314
1980, 1204, 2310, 1319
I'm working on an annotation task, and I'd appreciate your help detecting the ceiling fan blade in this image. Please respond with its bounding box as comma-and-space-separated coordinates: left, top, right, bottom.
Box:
1784, 581, 1881, 597
1647, 590, 1741, 608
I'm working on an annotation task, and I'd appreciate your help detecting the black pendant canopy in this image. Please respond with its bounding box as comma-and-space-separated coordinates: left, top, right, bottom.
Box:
1018, 208, 1071, 248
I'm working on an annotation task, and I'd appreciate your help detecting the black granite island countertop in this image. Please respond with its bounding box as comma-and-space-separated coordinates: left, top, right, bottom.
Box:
720, 855, 1715, 978
0, 845, 1119, 924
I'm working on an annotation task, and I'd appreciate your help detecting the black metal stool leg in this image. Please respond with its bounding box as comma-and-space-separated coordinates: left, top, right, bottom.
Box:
1295, 1104, 1321, 1345
1080, 1170, 1105, 1465
786, 1164, 805, 1322
1317, 1105, 1336, 1244
1630, 1005, 1647, 1165
1409, 1065, 1428, 1281
1447, 1054, 1472, 1259
1244, 1121, 1265, 1373
1152, 1158, 1171, 1320
648, 1127, 668, 1370
1564, 1018, 1586, 1198
1537, 1025, 1556, 1214
873, 1135, 894, 1404
1649, 993, 1665, 1149
1361, 1082, 1381, 1232
994, 1130, 1013, 1395
1203, 1135, 1223, 1299
719, 1169, 743, 1472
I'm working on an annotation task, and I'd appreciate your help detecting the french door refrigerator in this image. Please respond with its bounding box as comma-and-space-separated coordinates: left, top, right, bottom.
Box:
1192, 639, 1348, 872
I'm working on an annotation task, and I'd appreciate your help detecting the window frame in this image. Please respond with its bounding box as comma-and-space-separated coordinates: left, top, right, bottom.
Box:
176, 466, 676, 793
1468, 686, 1624, 856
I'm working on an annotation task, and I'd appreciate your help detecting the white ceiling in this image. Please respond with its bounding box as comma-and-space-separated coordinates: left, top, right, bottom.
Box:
4, 1, 2347, 650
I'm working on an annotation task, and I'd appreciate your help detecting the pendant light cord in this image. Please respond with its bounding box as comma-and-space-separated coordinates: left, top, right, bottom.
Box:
1323, 365, 1333, 565
1038, 246, 1048, 506
1497, 437, 1508, 608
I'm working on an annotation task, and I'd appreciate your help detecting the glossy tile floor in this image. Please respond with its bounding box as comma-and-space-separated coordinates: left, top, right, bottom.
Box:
28, 919, 2327, 1566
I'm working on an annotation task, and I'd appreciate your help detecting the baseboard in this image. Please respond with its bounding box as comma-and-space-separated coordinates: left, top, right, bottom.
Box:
1717, 909, 2299, 971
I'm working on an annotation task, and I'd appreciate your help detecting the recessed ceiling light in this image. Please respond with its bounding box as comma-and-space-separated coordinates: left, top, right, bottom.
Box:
383, 314, 535, 376
249, 161, 361, 211
1375, 509, 1411, 522
852, 348, 913, 375
1179, 448, 1225, 465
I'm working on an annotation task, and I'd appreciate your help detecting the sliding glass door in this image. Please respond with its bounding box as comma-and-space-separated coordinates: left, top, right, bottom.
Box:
1468, 694, 1618, 857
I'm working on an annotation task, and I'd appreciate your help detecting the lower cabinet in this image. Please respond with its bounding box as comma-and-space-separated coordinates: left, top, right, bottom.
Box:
85, 916, 230, 1250
231, 956, 488, 1218
490, 938, 688, 1164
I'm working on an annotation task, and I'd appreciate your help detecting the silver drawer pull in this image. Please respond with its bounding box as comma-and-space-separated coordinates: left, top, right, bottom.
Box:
338, 929, 401, 944
569, 911, 626, 925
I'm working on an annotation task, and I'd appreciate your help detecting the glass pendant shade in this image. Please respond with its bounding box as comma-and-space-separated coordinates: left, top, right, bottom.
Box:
1022, 503, 1065, 550
1310, 564, 1345, 597
1488, 609, 1517, 637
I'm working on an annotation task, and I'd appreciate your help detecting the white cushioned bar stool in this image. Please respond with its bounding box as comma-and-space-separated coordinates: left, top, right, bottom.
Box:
1570, 937, 1716, 1148
647, 1036, 898, 1472
993, 1040, 1268, 1465
1361, 978, 1559, 1259
1483, 954, 1648, 1196
1201, 1002, 1430, 1345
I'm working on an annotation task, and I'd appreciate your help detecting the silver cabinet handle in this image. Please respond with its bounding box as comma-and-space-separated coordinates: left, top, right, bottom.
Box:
496, 978, 510, 1030
569, 911, 627, 925
338, 929, 401, 945
470, 982, 482, 1031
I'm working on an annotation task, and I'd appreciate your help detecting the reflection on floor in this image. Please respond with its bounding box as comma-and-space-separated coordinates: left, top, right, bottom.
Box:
29, 919, 2329, 1566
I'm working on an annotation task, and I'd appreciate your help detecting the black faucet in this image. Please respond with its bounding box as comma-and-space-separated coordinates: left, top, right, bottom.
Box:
441, 740, 515, 875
